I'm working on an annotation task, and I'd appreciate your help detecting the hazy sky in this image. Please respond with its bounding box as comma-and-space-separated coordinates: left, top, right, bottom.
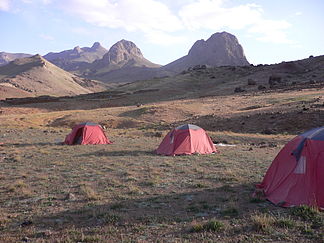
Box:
1, 0, 323, 65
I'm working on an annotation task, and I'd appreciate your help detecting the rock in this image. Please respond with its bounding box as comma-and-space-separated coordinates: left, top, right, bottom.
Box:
262, 128, 275, 135
65, 193, 77, 201
269, 75, 282, 85
234, 87, 245, 93
258, 85, 266, 90
309, 80, 316, 84
247, 79, 256, 85
102, 40, 143, 65
20, 220, 33, 227
22, 237, 30, 242
163, 31, 249, 72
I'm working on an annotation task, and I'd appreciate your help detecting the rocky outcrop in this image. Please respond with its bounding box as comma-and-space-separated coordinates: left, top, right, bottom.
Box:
84, 40, 162, 83
163, 32, 249, 72
93, 39, 160, 70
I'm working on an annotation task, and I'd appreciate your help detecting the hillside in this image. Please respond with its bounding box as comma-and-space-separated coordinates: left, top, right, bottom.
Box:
0, 54, 107, 99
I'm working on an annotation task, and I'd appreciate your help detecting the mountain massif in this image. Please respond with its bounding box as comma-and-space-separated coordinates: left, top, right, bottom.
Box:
0, 31, 253, 98
80, 32, 249, 83
0, 54, 106, 99
0, 52, 32, 66
43, 42, 107, 71
80, 39, 163, 83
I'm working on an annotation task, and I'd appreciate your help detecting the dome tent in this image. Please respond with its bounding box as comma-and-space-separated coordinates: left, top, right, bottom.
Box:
64, 122, 112, 145
156, 124, 217, 156
257, 127, 324, 209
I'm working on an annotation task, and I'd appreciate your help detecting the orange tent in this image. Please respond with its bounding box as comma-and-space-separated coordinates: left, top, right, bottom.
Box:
156, 124, 217, 156
257, 127, 324, 209
64, 122, 112, 145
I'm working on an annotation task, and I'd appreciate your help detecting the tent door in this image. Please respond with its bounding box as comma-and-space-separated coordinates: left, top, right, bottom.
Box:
73, 128, 84, 144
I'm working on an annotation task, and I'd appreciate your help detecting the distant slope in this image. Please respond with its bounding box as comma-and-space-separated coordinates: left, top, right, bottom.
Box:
44, 42, 107, 71
112, 55, 324, 105
163, 32, 249, 73
0, 52, 32, 66
0, 54, 107, 99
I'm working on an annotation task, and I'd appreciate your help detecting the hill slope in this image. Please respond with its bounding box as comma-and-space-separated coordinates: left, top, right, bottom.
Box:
0, 54, 107, 99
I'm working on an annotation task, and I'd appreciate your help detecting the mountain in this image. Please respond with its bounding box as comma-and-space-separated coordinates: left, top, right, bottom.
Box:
0, 52, 32, 66
43, 42, 107, 71
0, 54, 107, 99
1, 32, 250, 86
83, 32, 249, 83
163, 31, 249, 72
81, 39, 162, 83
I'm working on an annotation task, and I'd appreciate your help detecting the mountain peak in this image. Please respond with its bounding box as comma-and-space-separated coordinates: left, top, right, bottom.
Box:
73, 46, 82, 53
102, 39, 143, 64
164, 31, 249, 72
91, 42, 102, 49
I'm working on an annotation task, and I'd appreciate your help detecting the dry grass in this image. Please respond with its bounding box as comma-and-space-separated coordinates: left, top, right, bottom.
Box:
0, 85, 323, 242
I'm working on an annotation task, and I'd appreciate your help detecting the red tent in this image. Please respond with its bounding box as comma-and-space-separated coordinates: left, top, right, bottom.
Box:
156, 124, 217, 156
257, 127, 324, 209
64, 122, 112, 145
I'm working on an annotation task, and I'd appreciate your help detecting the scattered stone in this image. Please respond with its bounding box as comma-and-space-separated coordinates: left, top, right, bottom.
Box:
22, 237, 30, 242
65, 193, 77, 201
20, 220, 33, 227
34, 230, 52, 238
234, 87, 245, 93
268, 75, 282, 86
257, 85, 266, 90
262, 129, 275, 135
154, 132, 162, 137
247, 79, 256, 85
309, 80, 316, 84
268, 143, 277, 148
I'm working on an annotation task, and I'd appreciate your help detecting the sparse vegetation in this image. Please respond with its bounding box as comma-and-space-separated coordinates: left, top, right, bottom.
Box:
190, 219, 224, 232
0, 69, 323, 242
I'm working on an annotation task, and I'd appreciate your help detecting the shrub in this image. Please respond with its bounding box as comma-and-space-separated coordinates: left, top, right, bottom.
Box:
190, 219, 224, 233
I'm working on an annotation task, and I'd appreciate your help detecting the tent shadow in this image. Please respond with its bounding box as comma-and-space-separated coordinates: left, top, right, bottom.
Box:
29, 182, 275, 232
2, 142, 62, 147
78, 150, 157, 157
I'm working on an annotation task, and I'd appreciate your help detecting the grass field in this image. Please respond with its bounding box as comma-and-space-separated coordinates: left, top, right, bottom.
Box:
0, 70, 324, 242
0, 126, 323, 242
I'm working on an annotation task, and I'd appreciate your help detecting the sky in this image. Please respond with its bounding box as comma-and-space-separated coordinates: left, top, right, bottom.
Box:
0, 0, 324, 65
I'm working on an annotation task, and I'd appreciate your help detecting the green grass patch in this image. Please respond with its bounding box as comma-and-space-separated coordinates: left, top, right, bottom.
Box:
190, 219, 224, 233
